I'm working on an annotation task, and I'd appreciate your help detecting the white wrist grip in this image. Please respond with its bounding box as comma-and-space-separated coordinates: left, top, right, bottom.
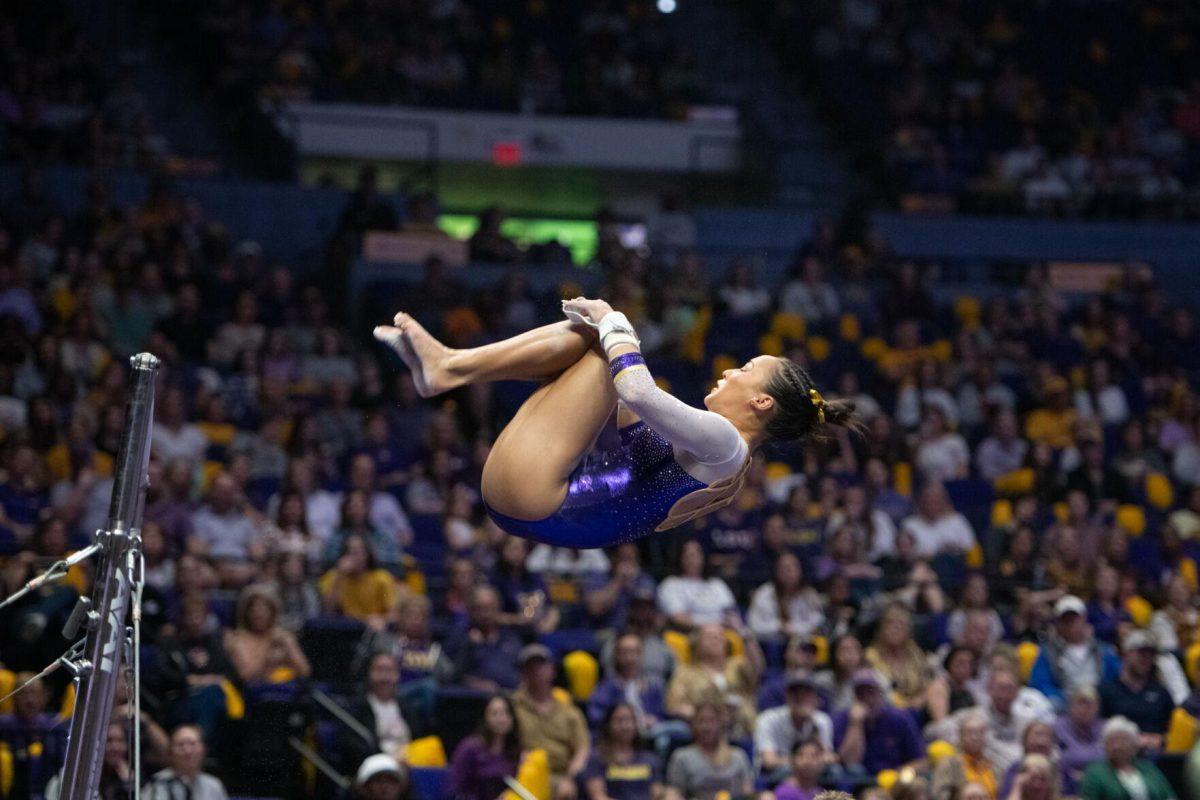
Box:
598, 311, 640, 354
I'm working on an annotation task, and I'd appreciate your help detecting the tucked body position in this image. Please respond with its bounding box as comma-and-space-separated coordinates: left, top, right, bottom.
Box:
374, 298, 857, 549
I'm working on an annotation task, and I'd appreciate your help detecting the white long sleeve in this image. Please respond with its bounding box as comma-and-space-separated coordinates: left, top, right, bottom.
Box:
612, 356, 747, 475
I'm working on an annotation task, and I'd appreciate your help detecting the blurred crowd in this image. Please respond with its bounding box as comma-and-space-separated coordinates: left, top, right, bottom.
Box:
1, 167, 1200, 800
763, 0, 1200, 219
0, 2, 169, 170
151, 0, 703, 119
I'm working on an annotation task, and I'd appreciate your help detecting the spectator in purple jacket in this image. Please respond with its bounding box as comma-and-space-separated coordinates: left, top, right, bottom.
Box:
587, 633, 666, 730
448, 695, 523, 800
832, 669, 923, 775
1055, 685, 1105, 790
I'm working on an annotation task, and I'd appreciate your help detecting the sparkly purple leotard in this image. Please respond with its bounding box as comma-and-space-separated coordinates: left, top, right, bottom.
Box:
484, 421, 708, 548
484, 347, 751, 548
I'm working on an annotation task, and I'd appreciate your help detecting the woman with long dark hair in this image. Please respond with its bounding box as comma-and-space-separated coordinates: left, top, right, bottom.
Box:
448, 695, 523, 800
581, 703, 665, 800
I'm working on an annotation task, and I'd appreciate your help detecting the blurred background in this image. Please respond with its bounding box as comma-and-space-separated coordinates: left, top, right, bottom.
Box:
3, 1, 1200, 799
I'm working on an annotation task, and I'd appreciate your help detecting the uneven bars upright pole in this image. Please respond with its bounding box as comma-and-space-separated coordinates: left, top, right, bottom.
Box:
59, 353, 159, 800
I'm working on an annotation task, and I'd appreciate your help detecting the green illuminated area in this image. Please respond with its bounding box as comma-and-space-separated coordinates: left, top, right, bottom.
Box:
437, 214, 597, 265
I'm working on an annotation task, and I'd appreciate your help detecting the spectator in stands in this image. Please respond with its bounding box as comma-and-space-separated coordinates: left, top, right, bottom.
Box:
345, 452, 413, 550
770, 739, 830, 800
492, 535, 559, 634
1149, 574, 1197, 652
1029, 595, 1121, 707
915, 405, 970, 482
469, 207, 522, 264
600, 587, 676, 685
930, 709, 999, 800
754, 673, 833, 778
666, 622, 763, 738
512, 644, 590, 800
340, 652, 412, 771
223, 583, 311, 684
865, 604, 933, 711
446, 585, 523, 692
584, 542, 657, 630
265, 549, 319, 632
189, 471, 263, 586
324, 489, 402, 572
318, 534, 398, 626
665, 701, 754, 800
580, 702, 664, 800
832, 669, 923, 776
1055, 686, 1104, 792
996, 719, 1065, 799
142, 724, 229, 800
716, 258, 771, 319
747, 552, 823, 642
448, 695, 523, 800
45, 721, 136, 800
1097, 630, 1175, 750
814, 635, 866, 713
1078, 717, 1177, 800
900, 482, 977, 559
338, 167, 398, 237
0, 673, 66, 799
657, 539, 736, 629
779, 257, 840, 328
587, 633, 666, 732
1007, 754, 1060, 800
352, 754, 409, 800
151, 387, 206, 465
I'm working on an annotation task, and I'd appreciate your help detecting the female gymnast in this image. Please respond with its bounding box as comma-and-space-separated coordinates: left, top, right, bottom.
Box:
374, 298, 857, 549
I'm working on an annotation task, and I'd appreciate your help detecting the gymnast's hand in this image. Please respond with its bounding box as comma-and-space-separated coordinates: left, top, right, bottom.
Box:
561, 296, 613, 327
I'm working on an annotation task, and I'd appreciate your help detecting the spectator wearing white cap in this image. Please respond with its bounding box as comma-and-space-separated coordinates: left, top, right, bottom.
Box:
354, 754, 409, 800
1077, 717, 1177, 800
1028, 595, 1120, 708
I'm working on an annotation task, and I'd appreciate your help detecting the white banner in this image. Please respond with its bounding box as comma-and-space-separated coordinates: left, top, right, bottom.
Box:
275, 102, 741, 173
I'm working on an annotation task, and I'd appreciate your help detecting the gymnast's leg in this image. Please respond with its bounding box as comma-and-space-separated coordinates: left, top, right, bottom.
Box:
374, 314, 596, 397
376, 314, 618, 520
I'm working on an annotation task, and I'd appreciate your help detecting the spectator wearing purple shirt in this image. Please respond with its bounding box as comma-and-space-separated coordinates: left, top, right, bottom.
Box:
448, 695, 522, 800
444, 585, 523, 692
587, 634, 666, 730
1055, 685, 1104, 790
832, 669, 923, 775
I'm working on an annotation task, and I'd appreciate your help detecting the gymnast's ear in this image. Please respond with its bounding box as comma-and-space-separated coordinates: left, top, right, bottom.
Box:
749, 393, 776, 413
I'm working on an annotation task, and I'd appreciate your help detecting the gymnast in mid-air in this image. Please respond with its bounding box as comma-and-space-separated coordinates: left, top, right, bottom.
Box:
374, 298, 858, 549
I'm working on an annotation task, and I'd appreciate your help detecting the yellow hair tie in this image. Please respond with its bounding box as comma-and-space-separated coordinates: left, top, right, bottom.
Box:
809, 388, 827, 425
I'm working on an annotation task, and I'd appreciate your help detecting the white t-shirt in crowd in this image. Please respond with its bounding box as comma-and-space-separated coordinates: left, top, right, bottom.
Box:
900, 511, 976, 557
657, 576, 736, 625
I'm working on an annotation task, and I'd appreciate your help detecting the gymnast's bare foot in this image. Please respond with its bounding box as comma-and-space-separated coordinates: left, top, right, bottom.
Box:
373, 313, 455, 397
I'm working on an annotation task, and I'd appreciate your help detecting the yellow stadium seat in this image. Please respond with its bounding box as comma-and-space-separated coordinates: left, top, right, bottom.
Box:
758, 333, 784, 357
219, 678, 245, 720
663, 630, 691, 665
1181, 558, 1198, 592
927, 740, 957, 765
966, 543, 984, 569
953, 297, 981, 330
1052, 502, 1069, 522
860, 337, 888, 361
811, 635, 829, 667
1116, 505, 1147, 537
1017, 642, 1040, 683
1146, 473, 1174, 510
877, 770, 899, 791
0, 670, 13, 715
724, 629, 746, 658
765, 462, 792, 482
1165, 708, 1199, 754
551, 687, 573, 705
1125, 597, 1153, 628
0, 741, 11, 798
507, 748, 551, 800
406, 736, 448, 767
1069, 365, 1087, 390
770, 312, 806, 341
839, 314, 861, 342
931, 339, 952, 362
994, 468, 1035, 495
807, 336, 831, 362
563, 651, 599, 702
894, 462, 913, 497
991, 500, 1014, 528
60, 683, 76, 718
681, 306, 712, 364
1185, 643, 1200, 686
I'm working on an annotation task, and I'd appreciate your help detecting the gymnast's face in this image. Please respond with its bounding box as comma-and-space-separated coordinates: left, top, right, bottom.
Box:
704, 355, 780, 415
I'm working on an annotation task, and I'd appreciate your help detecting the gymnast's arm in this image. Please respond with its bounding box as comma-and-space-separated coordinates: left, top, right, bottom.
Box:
563, 298, 744, 465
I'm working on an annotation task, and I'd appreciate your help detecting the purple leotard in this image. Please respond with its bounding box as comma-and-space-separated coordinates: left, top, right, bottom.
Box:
484, 421, 708, 549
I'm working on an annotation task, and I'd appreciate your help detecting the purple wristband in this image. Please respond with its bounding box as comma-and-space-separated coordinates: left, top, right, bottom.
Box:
609, 352, 647, 380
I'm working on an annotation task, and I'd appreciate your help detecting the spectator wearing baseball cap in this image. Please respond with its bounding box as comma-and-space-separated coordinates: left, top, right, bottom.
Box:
354, 753, 408, 800
512, 644, 590, 799
1098, 630, 1176, 749
831, 669, 923, 775
1028, 595, 1120, 707
754, 672, 833, 777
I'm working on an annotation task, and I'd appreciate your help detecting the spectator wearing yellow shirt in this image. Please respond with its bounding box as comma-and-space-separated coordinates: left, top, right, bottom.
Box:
319, 533, 397, 628
1024, 377, 1076, 449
